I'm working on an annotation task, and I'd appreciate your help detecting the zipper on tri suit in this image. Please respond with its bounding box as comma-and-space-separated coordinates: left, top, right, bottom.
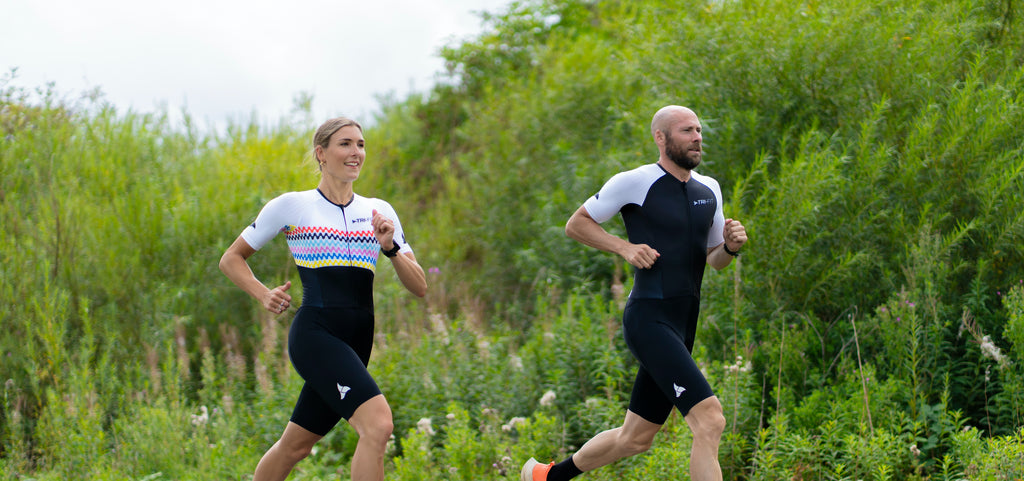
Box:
338, 203, 351, 264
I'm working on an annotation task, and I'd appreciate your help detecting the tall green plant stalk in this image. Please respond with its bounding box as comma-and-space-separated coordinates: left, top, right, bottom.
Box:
850, 310, 874, 435
732, 256, 742, 434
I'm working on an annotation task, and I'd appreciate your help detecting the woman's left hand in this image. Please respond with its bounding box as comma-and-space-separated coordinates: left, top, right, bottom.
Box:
371, 209, 396, 250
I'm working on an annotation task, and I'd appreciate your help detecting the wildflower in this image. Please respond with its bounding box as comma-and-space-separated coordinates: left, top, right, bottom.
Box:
509, 355, 524, 371
909, 444, 921, 457
540, 390, 557, 407
725, 355, 751, 373
428, 267, 441, 274
417, 417, 435, 436
494, 455, 513, 475
979, 335, 1007, 366
190, 405, 209, 426
502, 416, 527, 432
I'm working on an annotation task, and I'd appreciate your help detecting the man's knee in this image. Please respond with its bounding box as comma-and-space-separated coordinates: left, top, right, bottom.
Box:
617, 427, 657, 456
688, 398, 726, 442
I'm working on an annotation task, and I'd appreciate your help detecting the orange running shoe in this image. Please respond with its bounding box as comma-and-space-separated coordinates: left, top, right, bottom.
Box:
520, 457, 554, 481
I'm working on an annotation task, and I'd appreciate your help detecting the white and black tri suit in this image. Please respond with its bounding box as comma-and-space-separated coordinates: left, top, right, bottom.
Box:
241, 188, 411, 435
583, 162, 725, 422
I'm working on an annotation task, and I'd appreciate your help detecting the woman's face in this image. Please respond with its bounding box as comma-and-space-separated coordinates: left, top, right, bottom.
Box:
317, 125, 365, 182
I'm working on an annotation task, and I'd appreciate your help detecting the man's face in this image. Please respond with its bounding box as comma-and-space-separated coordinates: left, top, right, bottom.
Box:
664, 127, 702, 170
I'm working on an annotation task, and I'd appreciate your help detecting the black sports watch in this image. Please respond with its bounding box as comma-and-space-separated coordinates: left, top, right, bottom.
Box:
723, 243, 741, 257
381, 242, 401, 258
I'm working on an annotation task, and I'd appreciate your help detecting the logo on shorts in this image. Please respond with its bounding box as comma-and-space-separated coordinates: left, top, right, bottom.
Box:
673, 383, 686, 398
337, 383, 351, 400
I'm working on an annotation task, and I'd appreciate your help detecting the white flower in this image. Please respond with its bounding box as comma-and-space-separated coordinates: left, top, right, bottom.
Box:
190, 405, 209, 426
417, 417, 435, 436
510, 355, 524, 371
502, 416, 527, 432
540, 390, 556, 407
979, 335, 1007, 366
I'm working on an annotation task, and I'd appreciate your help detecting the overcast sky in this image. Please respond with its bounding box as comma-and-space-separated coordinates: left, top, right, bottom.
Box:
1, 0, 512, 130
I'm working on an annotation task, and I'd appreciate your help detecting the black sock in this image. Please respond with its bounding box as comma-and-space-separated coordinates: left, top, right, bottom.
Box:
547, 456, 584, 481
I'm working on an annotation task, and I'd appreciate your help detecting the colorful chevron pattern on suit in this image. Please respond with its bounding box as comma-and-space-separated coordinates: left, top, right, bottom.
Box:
283, 225, 379, 272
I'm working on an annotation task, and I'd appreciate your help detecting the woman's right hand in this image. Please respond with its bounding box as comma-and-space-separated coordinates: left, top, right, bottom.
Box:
262, 281, 292, 314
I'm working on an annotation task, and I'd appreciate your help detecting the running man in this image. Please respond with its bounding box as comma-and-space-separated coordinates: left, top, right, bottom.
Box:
522, 105, 747, 481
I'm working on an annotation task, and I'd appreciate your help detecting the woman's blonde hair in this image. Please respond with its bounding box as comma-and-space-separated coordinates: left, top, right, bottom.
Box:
310, 117, 363, 171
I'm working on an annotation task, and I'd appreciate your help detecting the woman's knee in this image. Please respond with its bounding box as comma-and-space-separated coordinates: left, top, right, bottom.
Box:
364, 416, 394, 443
275, 437, 316, 464
272, 422, 322, 464
350, 396, 394, 445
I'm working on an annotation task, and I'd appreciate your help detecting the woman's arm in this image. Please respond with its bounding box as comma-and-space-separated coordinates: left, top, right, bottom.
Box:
372, 209, 427, 297
219, 236, 293, 313
384, 245, 427, 297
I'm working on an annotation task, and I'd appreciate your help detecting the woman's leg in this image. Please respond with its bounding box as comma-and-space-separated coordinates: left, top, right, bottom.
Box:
347, 394, 394, 481
253, 421, 323, 481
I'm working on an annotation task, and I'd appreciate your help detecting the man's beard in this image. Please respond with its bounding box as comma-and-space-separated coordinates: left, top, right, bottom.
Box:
665, 132, 701, 170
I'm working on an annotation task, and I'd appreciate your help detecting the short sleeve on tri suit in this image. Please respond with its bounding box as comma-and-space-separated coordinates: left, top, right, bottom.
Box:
241, 192, 305, 251
583, 165, 665, 223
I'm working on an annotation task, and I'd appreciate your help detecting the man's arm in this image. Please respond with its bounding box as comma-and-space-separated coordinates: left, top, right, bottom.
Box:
706, 218, 747, 271
566, 206, 660, 269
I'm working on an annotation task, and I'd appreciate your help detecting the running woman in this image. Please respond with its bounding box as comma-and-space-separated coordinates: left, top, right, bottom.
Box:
220, 117, 426, 481
522, 106, 747, 481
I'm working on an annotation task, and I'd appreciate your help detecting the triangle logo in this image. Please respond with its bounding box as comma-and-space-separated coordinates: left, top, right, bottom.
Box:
673, 383, 686, 398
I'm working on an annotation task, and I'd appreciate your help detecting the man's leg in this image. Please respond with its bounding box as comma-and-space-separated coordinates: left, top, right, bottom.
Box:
683, 396, 726, 481
570, 409, 662, 471
521, 410, 661, 481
